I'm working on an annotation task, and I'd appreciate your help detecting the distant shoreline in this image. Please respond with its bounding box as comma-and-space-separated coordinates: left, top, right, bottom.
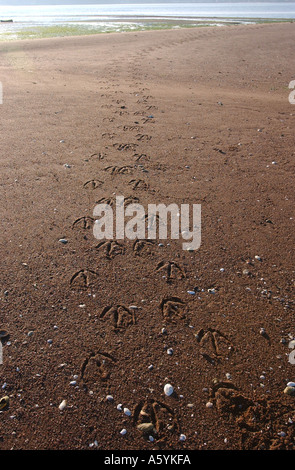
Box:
0, 15, 293, 41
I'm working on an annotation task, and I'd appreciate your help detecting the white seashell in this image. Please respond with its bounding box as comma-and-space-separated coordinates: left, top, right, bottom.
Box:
59, 400, 67, 411
117, 404, 123, 411
124, 408, 131, 417
287, 382, 295, 388
179, 434, 186, 442
120, 428, 127, 436
69, 381, 76, 386
167, 348, 173, 355
106, 395, 113, 402
164, 383, 174, 396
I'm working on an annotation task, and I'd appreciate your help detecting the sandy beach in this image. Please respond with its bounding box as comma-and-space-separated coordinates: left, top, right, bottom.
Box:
0, 22, 295, 450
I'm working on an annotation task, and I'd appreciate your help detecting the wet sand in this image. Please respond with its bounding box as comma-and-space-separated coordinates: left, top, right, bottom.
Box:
0, 23, 295, 450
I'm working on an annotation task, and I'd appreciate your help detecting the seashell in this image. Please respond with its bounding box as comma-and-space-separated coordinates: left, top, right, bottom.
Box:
164, 383, 174, 396
137, 423, 155, 434
124, 408, 131, 417
0, 396, 9, 410
0, 330, 9, 340
59, 400, 67, 411
287, 382, 295, 388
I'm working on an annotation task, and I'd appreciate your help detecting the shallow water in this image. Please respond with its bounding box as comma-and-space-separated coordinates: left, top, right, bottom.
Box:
0, 2, 294, 41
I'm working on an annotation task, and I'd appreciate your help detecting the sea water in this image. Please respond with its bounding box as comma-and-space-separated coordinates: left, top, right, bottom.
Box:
0, 2, 294, 40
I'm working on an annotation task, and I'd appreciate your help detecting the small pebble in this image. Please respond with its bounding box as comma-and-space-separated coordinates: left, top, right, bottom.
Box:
69, 381, 76, 386
59, 239, 68, 244
179, 434, 186, 442
167, 348, 173, 355
106, 395, 113, 402
260, 328, 266, 336
120, 429, 127, 436
206, 402, 213, 408
187, 290, 195, 295
117, 404, 123, 411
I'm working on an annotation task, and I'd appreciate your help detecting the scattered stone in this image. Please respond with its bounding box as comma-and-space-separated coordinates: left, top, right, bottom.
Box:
120, 428, 127, 436
179, 434, 186, 442
259, 328, 266, 336
255, 255, 262, 261
164, 383, 174, 396
106, 395, 113, 402
69, 381, 76, 386
27, 331, 34, 337
117, 404, 123, 411
187, 290, 195, 295
206, 402, 213, 408
167, 348, 173, 356
59, 239, 68, 244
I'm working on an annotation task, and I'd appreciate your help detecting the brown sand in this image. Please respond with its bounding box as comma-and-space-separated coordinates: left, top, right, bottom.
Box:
0, 23, 294, 451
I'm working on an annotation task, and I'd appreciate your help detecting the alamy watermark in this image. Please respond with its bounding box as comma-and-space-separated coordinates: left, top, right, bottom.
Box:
93, 196, 201, 251
288, 80, 295, 104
